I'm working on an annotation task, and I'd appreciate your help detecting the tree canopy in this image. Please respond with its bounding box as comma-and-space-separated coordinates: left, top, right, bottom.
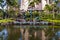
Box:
29, 0, 41, 7
6, 0, 18, 6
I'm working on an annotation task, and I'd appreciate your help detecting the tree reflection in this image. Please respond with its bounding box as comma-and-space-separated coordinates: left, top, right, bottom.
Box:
0, 25, 60, 40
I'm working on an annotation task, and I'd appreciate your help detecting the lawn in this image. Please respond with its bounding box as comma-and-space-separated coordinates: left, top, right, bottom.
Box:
42, 19, 60, 23
0, 19, 14, 23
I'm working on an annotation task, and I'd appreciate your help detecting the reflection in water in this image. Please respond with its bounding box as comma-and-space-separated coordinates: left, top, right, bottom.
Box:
55, 30, 60, 40
56, 31, 60, 37
19, 33, 22, 40
0, 28, 8, 40
0, 25, 60, 40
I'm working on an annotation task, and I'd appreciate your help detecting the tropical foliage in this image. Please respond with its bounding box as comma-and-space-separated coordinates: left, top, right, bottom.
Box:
29, 0, 41, 7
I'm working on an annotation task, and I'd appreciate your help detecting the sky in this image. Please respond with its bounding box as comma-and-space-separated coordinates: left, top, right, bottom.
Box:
0, 0, 7, 10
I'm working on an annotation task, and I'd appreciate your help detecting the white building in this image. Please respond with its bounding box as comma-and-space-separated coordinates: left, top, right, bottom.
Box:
19, 0, 58, 11
28, 0, 50, 10
19, 0, 31, 11
41, 0, 50, 10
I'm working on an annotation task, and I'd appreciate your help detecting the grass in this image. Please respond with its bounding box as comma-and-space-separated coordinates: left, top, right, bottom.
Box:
42, 18, 60, 23
46, 19, 60, 23
0, 19, 14, 23
0, 18, 60, 24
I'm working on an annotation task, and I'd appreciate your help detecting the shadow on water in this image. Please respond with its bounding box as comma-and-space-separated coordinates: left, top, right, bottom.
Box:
0, 25, 60, 40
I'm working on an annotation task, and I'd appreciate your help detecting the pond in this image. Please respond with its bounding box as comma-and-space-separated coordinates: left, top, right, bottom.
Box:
0, 25, 60, 40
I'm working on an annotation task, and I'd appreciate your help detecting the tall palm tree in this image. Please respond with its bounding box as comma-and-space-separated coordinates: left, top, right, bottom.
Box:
6, 0, 18, 18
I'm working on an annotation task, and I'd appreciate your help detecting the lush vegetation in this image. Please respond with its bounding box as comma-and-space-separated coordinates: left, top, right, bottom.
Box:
0, 0, 60, 24
0, 0, 60, 40
0, 19, 14, 23
0, 0, 18, 23
24, 10, 60, 23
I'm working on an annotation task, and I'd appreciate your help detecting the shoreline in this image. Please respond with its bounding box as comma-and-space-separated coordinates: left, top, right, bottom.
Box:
0, 19, 60, 26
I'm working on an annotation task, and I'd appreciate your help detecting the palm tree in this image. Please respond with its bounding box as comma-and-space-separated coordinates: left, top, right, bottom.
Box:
29, 0, 41, 7
51, 0, 59, 19
29, 0, 41, 20
44, 4, 52, 13
44, 0, 59, 19
0, 0, 18, 19
6, 0, 19, 18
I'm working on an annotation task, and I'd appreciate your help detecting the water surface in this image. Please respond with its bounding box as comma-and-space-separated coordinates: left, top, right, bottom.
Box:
0, 25, 60, 40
